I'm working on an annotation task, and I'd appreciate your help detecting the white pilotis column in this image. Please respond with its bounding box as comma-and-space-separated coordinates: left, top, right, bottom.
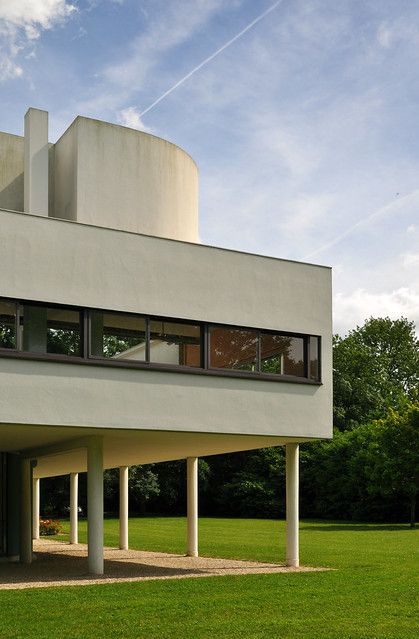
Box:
20, 459, 33, 565
24, 108, 49, 215
285, 443, 299, 568
119, 466, 129, 550
32, 477, 40, 540
87, 438, 104, 575
187, 457, 198, 557
69, 472, 79, 545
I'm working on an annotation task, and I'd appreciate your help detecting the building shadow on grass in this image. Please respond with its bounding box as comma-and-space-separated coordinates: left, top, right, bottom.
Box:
0, 548, 209, 587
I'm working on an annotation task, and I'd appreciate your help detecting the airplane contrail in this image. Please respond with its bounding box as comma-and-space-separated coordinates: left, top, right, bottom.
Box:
303, 189, 419, 261
139, 0, 283, 118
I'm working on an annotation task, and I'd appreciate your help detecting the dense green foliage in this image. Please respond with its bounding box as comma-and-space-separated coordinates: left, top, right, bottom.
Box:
1, 519, 418, 638
41, 317, 419, 526
300, 405, 418, 525
333, 317, 418, 430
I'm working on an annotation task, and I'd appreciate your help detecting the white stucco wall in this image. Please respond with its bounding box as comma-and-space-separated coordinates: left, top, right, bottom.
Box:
0, 357, 328, 440
0, 131, 55, 216
0, 209, 331, 333
53, 117, 199, 242
1, 115, 198, 243
0, 132, 24, 212
0, 209, 332, 441
53, 119, 77, 221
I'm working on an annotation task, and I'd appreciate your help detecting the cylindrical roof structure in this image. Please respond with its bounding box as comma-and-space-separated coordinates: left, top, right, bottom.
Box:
53, 117, 199, 243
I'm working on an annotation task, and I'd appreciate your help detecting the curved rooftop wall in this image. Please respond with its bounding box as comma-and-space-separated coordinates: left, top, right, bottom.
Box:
53, 117, 199, 243
0, 111, 199, 243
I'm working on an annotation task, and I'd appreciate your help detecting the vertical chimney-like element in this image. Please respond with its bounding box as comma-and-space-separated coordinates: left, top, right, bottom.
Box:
24, 108, 49, 215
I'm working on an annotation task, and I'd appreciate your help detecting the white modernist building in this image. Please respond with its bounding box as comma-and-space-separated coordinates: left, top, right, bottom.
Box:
0, 108, 332, 574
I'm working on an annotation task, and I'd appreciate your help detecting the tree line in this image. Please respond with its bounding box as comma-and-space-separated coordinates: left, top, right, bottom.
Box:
41, 317, 419, 526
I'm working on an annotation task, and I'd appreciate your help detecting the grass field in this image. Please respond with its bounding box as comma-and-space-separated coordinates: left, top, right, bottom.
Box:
0, 518, 417, 639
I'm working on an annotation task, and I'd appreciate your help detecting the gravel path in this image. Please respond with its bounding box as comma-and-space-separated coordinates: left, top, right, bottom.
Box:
0, 539, 331, 589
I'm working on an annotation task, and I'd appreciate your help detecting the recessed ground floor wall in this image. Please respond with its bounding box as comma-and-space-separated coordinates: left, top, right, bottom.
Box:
0, 453, 20, 559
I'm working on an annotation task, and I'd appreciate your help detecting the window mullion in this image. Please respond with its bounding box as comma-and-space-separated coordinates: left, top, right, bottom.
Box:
83, 310, 89, 359
145, 317, 150, 363
304, 336, 309, 379
16, 302, 21, 351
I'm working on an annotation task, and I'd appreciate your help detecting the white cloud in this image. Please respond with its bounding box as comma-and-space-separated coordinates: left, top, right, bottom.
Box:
376, 23, 393, 49
75, 0, 231, 118
334, 287, 419, 335
117, 106, 153, 133
303, 189, 419, 260
280, 193, 335, 235
402, 253, 419, 268
257, 126, 321, 178
376, 19, 419, 50
0, 0, 76, 81
0, 0, 75, 29
407, 225, 416, 234
103, 0, 225, 88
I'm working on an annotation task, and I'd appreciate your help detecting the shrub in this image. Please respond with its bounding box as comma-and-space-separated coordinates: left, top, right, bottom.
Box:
39, 518, 62, 536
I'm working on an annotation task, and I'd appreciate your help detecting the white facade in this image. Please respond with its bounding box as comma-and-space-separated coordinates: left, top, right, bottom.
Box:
0, 108, 332, 573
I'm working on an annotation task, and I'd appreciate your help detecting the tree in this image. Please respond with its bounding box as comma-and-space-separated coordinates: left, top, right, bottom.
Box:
129, 466, 160, 514
299, 426, 384, 521
103, 466, 160, 514
333, 317, 418, 430
202, 448, 285, 518
372, 401, 419, 527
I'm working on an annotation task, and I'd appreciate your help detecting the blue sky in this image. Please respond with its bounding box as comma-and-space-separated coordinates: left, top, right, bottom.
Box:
1, 0, 418, 335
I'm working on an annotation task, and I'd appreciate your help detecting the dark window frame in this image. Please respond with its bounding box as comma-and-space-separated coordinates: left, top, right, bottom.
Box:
208, 323, 310, 379
15, 301, 85, 359
88, 309, 148, 363
0, 297, 322, 385
308, 334, 322, 382
87, 310, 203, 368
148, 318, 202, 368
208, 324, 260, 373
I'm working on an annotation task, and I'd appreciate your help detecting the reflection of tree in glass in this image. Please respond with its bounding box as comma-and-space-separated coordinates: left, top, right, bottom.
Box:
103, 333, 143, 358
47, 329, 80, 356
211, 329, 257, 370
261, 335, 290, 374
261, 335, 304, 376
0, 322, 15, 348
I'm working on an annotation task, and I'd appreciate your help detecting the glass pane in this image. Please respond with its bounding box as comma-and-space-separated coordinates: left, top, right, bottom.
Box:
47, 308, 82, 356
22, 305, 47, 353
310, 336, 320, 380
90, 311, 146, 360
21, 305, 81, 356
261, 333, 305, 377
0, 300, 16, 349
150, 321, 201, 367
209, 327, 258, 371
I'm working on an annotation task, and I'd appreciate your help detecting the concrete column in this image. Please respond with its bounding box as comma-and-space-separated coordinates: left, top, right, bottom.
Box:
285, 443, 299, 568
119, 466, 129, 550
32, 477, 40, 540
186, 457, 198, 557
24, 108, 49, 215
69, 472, 78, 545
20, 459, 33, 565
87, 438, 104, 575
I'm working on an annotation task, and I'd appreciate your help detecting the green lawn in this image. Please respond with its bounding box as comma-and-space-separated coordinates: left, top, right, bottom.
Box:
1, 518, 418, 639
